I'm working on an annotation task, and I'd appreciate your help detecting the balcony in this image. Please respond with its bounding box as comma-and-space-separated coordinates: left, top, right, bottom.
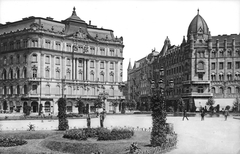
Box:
191, 81, 210, 84
182, 80, 191, 85
182, 92, 213, 97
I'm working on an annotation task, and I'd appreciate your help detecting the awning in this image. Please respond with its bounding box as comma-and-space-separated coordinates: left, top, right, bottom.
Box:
214, 98, 235, 109
194, 98, 208, 108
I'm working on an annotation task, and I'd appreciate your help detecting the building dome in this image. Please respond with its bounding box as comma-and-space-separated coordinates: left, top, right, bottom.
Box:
187, 10, 209, 39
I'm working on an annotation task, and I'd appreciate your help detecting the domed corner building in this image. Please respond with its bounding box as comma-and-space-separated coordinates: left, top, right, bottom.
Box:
0, 7, 125, 115
128, 10, 240, 112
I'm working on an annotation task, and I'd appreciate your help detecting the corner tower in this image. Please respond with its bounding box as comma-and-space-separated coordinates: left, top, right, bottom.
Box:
187, 9, 209, 41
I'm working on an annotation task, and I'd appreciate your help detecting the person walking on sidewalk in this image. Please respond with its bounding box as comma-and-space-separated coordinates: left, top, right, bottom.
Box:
224, 108, 229, 121
182, 109, 189, 121
201, 108, 205, 121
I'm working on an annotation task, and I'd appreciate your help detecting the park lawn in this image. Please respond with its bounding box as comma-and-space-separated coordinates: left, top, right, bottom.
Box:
0, 130, 169, 154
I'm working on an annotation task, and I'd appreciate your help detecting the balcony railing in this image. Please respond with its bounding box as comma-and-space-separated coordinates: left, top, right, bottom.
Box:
191, 81, 210, 84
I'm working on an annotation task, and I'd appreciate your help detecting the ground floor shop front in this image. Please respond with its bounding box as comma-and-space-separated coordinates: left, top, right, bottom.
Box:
0, 97, 122, 115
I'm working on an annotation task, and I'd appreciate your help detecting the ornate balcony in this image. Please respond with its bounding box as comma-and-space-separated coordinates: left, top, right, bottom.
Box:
191, 81, 210, 84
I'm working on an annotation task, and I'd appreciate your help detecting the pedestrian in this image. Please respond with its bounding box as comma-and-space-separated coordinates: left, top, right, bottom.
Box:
100, 112, 104, 127
224, 108, 229, 121
182, 109, 189, 121
87, 113, 91, 128
201, 108, 205, 121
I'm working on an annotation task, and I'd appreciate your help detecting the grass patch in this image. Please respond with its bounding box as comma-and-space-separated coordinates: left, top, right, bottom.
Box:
0, 130, 64, 139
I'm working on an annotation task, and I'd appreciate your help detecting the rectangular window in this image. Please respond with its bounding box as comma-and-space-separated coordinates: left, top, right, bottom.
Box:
219, 50, 224, 57
23, 40, 28, 48
198, 74, 203, 80
90, 61, 94, 68
236, 61, 240, 69
32, 85, 37, 94
227, 50, 232, 57
100, 62, 104, 69
90, 47, 95, 54
100, 48, 105, 55
56, 42, 61, 50
10, 42, 14, 50
219, 62, 224, 69
110, 49, 114, 56
45, 40, 51, 49
66, 44, 71, 51
236, 50, 240, 57
45, 56, 50, 64
227, 62, 232, 69
78, 60, 83, 67
56, 57, 60, 65
67, 58, 71, 66
211, 63, 215, 70
16, 40, 21, 49
32, 39, 38, 47
212, 51, 216, 58
110, 62, 114, 69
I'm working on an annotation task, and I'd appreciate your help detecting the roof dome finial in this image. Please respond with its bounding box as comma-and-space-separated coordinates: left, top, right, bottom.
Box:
197, 8, 199, 15
72, 7, 77, 16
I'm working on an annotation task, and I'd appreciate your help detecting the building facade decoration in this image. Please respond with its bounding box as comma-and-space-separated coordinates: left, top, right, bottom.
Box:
0, 7, 125, 114
128, 10, 240, 111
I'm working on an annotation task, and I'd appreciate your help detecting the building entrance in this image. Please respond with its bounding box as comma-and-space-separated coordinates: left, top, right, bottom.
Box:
31, 101, 38, 113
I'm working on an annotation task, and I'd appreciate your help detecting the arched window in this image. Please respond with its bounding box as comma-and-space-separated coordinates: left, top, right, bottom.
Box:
90, 61, 94, 68
16, 68, 20, 79
9, 68, 13, 79
56, 68, 60, 79
56, 85, 61, 95
110, 62, 114, 70
78, 70, 83, 80
32, 54, 37, 62
10, 86, 13, 95
23, 67, 27, 78
2, 69, 6, 79
10, 56, 13, 64
109, 72, 114, 82
45, 67, 50, 78
24, 85, 28, 94
90, 71, 94, 81
67, 58, 71, 66
219, 87, 224, 94
109, 87, 114, 96
17, 85, 20, 94
45, 102, 51, 112
227, 87, 232, 94
33, 68, 37, 78
211, 87, 216, 93
198, 61, 204, 70
55, 57, 60, 65
236, 87, 240, 94
66, 69, 71, 79
100, 71, 104, 82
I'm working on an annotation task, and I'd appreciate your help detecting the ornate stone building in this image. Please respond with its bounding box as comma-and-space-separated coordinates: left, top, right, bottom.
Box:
128, 10, 240, 111
0, 7, 125, 114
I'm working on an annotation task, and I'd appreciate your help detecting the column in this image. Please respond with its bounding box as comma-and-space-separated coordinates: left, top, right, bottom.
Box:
86, 60, 89, 81
75, 58, 78, 80
84, 59, 87, 81
106, 61, 108, 82
40, 53, 44, 78
95, 60, 98, 81
62, 57, 65, 79
51, 55, 54, 78
72, 57, 75, 80
115, 62, 118, 82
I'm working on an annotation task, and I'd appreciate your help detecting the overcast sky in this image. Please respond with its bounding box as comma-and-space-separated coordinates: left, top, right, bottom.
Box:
0, 0, 240, 81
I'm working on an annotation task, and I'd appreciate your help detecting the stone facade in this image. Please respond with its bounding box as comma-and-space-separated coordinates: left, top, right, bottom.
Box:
128, 10, 240, 111
0, 7, 125, 114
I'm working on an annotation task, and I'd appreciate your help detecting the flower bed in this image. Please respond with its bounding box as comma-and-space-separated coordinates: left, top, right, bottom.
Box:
63, 127, 134, 141
0, 137, 27, 147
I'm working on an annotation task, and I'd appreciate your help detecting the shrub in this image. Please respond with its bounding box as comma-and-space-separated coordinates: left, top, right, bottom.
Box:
0, 137, 27, 147
58, 98, 69, 130
98, 128, 134, 141
63, 129, 87, 140
63, 127, 134, 141
23, 105, 31, 116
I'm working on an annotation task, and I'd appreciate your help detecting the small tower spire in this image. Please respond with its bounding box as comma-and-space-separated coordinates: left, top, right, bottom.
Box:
197, 8, 199, 15
72, 7, 77, 16
127, 59, 132, 70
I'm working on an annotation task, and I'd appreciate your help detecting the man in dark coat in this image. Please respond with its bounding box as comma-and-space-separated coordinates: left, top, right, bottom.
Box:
201, 108, 205, 121
182, 109, 189, 121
